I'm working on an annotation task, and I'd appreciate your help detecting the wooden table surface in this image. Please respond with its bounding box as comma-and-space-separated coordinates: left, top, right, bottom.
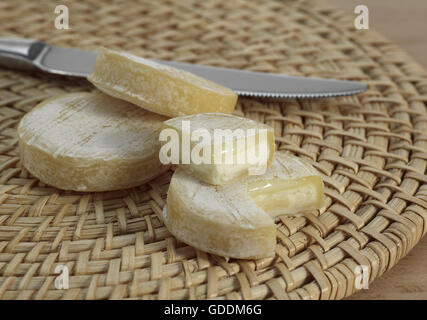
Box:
327, 0, 427, 300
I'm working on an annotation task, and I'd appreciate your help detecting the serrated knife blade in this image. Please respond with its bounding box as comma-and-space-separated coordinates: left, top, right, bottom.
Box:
0, 38, 367, 98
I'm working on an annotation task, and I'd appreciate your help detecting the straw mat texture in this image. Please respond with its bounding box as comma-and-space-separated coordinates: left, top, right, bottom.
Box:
0, 0, 426, 299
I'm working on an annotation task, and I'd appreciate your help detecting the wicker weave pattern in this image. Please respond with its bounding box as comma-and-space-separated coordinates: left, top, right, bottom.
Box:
0, 0, 426, 300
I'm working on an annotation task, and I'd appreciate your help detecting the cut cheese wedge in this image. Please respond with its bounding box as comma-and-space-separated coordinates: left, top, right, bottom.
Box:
18, 92, 169, 192
164, 168, 275, 260
87, 48, 238, 117
163, 152, 324, 259
247, 153, 324, 216
160, 113, 275, 185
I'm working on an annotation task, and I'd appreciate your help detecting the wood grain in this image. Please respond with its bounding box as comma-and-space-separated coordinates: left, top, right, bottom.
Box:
328, 0, 427, 300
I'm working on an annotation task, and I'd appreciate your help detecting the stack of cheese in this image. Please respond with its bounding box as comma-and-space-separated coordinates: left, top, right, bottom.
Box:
161, 113, 324, 259
17, 47, 324, 260
18, 48, 237, 192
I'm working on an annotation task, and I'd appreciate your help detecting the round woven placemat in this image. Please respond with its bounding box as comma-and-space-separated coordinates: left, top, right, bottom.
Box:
0, 0, 426, 300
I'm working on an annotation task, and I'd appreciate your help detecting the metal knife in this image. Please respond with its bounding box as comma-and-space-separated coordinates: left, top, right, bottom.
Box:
0, 38, 367, 98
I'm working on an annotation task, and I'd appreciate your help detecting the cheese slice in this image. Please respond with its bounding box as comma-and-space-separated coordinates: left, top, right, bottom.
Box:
87, 48, 238, 117
18, 92, 169, 192
163, 152, 324, 259
160, 113, 275, 185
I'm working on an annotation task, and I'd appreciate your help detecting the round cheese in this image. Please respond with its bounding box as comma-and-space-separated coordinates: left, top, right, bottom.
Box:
88, 48, 238, 117
164, 167, 276, 260
18, 92, 169, 191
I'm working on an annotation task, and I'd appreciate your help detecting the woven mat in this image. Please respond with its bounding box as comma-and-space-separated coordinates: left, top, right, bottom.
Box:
0, 0, 426, 300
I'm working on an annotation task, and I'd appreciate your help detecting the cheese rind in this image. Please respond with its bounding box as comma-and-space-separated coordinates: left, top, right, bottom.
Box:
163, 152, 324, 259
18, 92, 169, 192
161, 113, 275, 185
88, 48, 238, 117
164, 168, 276, 260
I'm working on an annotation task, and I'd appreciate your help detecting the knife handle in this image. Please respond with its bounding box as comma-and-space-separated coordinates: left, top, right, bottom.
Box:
0, 38, 45, 71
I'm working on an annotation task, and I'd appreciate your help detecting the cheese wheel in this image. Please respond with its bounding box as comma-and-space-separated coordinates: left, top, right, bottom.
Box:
87, 48, 238, 117
18, 92, 169, 192
161, 113, 275, 185
164, 168, 275, 260
163, 152, 324, 259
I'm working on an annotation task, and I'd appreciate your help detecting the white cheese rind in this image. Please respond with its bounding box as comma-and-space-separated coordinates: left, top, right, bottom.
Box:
18, 92, 169, 191
164, 167, 276, 260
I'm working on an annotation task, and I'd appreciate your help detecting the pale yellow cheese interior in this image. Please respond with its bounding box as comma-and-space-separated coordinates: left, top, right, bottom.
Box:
18, 92, 169, 192
163, 152, 324, 259
247, 153, 324, 217
248, 176, 323, 217
88, 48, 238, 117
161, 113, 275, 185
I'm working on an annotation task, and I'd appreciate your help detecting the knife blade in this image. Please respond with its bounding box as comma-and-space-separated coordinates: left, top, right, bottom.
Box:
0, 38, 367, 98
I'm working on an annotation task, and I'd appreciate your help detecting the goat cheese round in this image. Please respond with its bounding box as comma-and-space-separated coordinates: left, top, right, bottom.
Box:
18, 92, 169, 191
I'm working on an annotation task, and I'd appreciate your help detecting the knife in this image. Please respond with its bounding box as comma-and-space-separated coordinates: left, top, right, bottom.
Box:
0, 38, 367, 99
